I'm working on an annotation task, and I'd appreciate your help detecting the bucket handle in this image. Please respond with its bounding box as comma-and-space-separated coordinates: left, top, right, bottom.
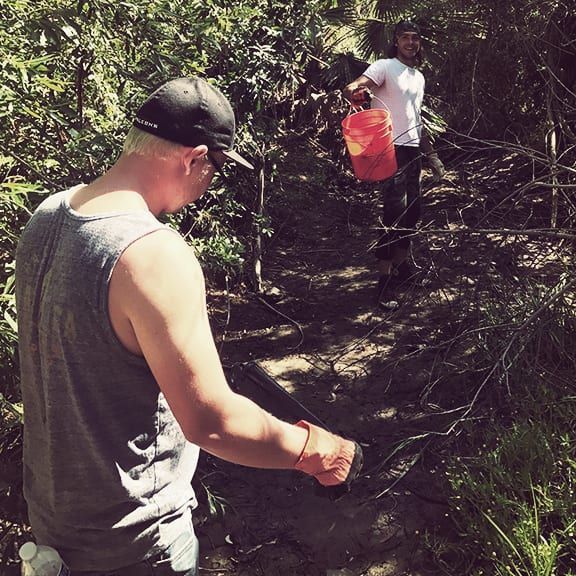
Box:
346, 90, 391, 115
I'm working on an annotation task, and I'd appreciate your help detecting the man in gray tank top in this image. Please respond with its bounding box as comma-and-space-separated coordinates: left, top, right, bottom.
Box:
15, 77, 363, 575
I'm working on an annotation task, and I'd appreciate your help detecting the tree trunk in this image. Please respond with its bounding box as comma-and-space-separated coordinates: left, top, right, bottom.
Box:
251, 162, 265, 293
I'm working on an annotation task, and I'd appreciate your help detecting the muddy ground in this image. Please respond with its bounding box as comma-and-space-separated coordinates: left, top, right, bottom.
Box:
0, 141, 556, 575
191, 143, 551, 576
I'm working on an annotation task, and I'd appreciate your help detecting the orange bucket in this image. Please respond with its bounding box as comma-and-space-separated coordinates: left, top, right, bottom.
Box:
342, 106, 397, 181
343, 108, 392, 130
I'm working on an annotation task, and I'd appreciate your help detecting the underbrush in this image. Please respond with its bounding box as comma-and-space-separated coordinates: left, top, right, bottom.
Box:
430, 278, 576, 575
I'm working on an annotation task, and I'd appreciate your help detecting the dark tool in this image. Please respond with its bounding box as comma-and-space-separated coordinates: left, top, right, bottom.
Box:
228, 361, 327, 428
228, 361, 363, 501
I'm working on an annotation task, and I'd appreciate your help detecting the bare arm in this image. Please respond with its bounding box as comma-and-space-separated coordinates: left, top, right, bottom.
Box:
343, 75, 378, 104
109, 230, 308, 469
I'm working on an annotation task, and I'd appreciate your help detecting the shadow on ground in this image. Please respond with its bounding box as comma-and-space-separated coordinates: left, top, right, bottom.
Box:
195, 144, 568, 575
0, 143, 565, 576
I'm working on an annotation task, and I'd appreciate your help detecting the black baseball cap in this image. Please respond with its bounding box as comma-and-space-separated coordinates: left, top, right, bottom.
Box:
134, 77, 254, 170
394, 20, 421, 36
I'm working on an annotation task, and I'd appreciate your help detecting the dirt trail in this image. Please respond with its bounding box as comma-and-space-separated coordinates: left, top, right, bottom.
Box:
194, 144, 485, 575
0, 143, 543, 575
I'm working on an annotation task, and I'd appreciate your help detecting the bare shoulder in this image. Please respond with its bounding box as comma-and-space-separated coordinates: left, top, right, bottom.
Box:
119, 229, 203, 287
111, 228, 205, 318
121, 228, 200, 272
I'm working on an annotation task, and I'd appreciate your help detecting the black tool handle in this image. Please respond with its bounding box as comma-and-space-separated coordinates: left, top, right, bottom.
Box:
229, 362, 363, 500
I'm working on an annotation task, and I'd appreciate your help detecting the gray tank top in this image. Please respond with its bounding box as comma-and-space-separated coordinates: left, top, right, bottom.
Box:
15, 187, 200, 571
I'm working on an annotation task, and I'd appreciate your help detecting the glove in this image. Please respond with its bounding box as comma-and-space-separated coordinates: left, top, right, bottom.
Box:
293, 420, 363, 487
428, 153, 445, 182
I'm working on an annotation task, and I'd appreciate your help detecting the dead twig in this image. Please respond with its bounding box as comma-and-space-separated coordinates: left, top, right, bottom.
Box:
255, 296, 305, 351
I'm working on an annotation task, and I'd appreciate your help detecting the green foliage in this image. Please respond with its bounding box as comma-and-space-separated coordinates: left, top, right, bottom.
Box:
431, 285, 576, 575
199, 479, 230, 520
0, 0, 343, 421
443, 401, 576, 575
0, 176, 27, 493
320, 0, 575, 150
0, 177, 35, 402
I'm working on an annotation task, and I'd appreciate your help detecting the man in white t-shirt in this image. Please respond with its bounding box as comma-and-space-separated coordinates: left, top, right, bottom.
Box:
343, 20, 445, 309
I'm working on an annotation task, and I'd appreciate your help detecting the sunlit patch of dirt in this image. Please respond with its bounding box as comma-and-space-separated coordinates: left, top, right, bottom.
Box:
1, 143, 567, 575
198, 144, 570, 575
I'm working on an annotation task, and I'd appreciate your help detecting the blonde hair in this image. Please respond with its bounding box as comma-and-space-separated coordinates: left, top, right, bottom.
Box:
122, 127, 185, 160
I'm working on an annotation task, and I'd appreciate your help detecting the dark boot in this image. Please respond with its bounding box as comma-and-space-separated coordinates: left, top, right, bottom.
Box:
376, 274, 400, 310
394, 261, 418, 285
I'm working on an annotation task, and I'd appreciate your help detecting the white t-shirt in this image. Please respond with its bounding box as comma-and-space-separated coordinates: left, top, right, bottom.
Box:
363, 58, 425, 147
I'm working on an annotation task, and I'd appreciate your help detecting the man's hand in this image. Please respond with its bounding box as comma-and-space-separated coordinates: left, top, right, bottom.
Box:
293, 420, 363, 488
348, 87, 371, 107
428, 153, 445, 182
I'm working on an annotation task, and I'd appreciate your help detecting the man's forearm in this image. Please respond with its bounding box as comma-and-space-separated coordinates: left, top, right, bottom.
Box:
186, 391, 309, 469
191, 391, 362, 489
420, 129, 446, 180
343, 75, 376, 103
